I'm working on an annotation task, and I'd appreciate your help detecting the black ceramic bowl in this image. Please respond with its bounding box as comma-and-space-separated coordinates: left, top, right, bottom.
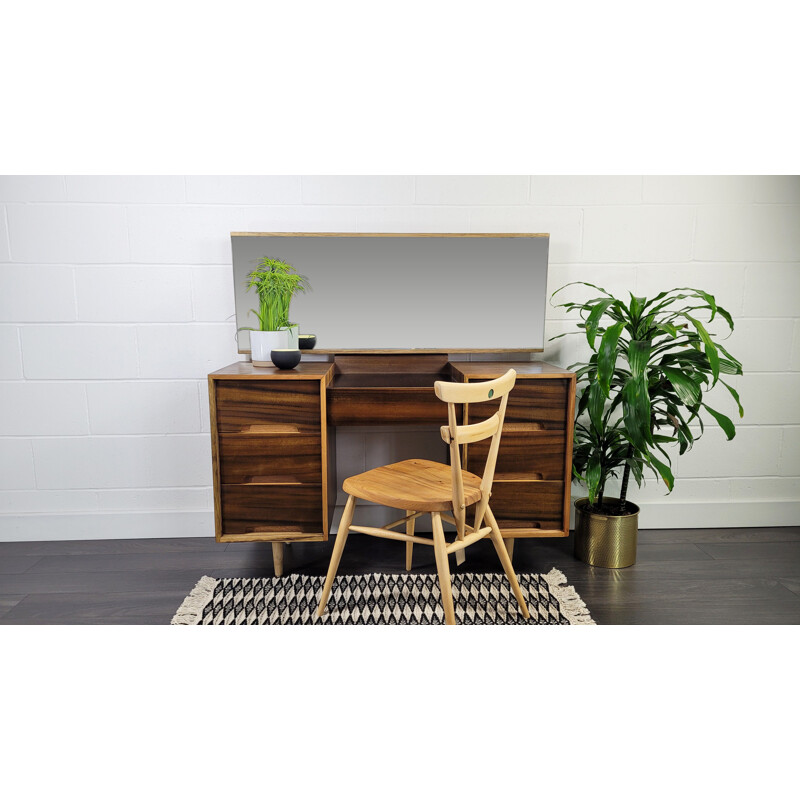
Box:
270, 349, 302, 370
298, 334, 317, 350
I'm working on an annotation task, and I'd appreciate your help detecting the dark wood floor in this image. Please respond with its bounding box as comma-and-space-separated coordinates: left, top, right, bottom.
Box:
1, 527, 799, 624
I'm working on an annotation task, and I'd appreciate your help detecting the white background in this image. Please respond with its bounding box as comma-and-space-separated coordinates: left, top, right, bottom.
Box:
1, 3, 796, 797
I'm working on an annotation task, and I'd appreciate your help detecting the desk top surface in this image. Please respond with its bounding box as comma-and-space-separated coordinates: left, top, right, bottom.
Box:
209, 360, 574, 380
209, 361, 333, 379
449, 361, 574, 379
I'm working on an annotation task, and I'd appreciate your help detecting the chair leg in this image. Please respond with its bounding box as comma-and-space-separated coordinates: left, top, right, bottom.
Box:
431, 512, 456, 625
486, 506, 530, 619
317, 494, 357, 617
455, 508, 466, 566
405, 509, 415, 571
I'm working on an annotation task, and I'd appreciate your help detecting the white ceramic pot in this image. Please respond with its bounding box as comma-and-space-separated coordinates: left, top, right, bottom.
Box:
250, 330, 288, 362
282, 325, 299, 350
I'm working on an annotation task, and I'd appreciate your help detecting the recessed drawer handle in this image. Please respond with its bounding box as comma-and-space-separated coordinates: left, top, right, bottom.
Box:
241, 424, 300, 434
245, 527, 306, 534
244, 475, 303, 485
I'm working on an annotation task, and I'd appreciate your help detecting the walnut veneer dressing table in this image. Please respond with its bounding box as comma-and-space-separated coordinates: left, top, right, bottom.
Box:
208, 354, 576, 576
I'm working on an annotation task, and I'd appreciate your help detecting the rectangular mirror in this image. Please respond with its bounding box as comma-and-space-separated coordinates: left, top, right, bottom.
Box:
231, 233, 549, 353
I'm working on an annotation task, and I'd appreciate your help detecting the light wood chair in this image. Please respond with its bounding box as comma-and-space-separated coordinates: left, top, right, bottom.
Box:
316, 369, 530, 625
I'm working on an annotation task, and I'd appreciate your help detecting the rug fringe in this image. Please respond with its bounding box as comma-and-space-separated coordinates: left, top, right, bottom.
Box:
542, 568, 596, 625
170, 575, 218, 625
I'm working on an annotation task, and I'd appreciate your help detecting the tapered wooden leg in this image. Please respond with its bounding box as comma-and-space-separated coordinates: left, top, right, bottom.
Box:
405, 509, 415, 571
431, 512, 456, 625
503, 537, 515, 561
317, 494, 357, 617
486, 507, 530, 619
272, 543, 284, 577
455, 507, 466, 566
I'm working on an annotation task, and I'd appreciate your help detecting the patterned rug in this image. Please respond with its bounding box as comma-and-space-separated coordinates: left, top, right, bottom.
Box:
171, 568, 594, 625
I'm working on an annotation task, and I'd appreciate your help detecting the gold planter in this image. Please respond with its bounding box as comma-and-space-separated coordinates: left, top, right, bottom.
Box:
574, 497, 640, 568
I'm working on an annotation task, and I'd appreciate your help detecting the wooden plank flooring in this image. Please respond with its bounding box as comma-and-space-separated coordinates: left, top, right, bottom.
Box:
1, 527, 799, 624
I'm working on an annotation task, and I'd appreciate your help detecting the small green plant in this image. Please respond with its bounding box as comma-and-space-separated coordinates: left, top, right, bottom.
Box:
551, 283, 744, 515
244, 257, 310, 332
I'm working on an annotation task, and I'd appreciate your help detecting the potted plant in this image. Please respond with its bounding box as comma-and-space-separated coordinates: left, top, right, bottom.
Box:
551, 283, 744, 567
242, 257, 310, 363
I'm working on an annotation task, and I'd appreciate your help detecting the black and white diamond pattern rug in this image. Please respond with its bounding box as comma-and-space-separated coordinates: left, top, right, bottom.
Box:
171, 568, 594, 625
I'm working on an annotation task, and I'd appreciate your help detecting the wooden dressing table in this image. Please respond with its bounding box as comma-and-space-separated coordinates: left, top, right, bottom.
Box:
208, 354, 575, 575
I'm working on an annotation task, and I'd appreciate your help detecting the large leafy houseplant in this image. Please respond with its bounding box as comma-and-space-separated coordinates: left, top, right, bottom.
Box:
245, 256, 310, 332
551, 283, 744, 515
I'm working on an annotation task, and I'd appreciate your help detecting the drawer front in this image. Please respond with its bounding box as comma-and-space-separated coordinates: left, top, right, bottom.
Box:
468, 429, 566, 481
215, 380, 321, 433
218, 434, 322, 484
328, 388, 461, 426
489, 480, 565, 530
221, 485, 323, 535
468, 379, 569, 429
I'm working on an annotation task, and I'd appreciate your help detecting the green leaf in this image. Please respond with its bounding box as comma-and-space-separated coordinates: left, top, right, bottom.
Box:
597, 322, 625, 396
629, 294, 647, 325
676, 286, 717, 322
721, 380, 744, 418
551, 281, 613, 303
622, 375, 653, 450
653, 322, 680, 339
660, 366, 702, 406
627, 339, 652, 379
718, 358, 742, 375
715, 306, 734, 331
576, 385, 591, 418
585, 298, 616, 349
626, 457, 644, 488
588, 380, 606, 435
716, 342, 743, 374
646, 452, 675, 492
703, 403, 736, 440
685, 314, 720, 385
586, 450, 602, 505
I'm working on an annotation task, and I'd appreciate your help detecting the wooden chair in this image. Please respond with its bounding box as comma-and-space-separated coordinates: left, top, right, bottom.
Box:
316, 369, 530, 625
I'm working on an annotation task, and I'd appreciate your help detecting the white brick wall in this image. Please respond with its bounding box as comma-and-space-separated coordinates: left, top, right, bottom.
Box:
75, 267, 194, 322
1, 175, 798, 540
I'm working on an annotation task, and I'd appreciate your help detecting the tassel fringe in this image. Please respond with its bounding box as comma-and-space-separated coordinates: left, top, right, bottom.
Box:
170, 575, 218, 625
542, 567, 596, 625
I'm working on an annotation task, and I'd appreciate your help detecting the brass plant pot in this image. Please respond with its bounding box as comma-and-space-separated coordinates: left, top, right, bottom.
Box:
574, 497, 640, 569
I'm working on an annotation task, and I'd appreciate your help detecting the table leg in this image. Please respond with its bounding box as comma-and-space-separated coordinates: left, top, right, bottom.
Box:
272, 542, 285, 577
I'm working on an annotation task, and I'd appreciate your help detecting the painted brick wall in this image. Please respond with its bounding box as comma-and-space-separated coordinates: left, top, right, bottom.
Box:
1, 176, 798, 540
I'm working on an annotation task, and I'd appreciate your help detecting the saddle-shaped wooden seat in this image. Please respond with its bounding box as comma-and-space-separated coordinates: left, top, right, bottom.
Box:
342, 459, 482, 512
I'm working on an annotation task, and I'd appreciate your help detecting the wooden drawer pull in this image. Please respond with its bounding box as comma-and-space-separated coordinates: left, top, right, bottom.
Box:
245, 527, 307, 534
244, 475, 303, 485
242, 423, 300, 434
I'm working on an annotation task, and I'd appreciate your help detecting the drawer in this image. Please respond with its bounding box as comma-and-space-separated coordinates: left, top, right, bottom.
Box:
218, 434, 322, 484
468, 428, 566, 480
328, 387, 462, 426
488, 480, 565, 530
221, 484, 323, 535
214, 380, 321, 433
467, 379, 569, 429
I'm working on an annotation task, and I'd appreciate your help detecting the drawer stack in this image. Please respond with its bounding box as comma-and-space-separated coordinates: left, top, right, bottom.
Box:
209, 364, 335, 542
455, 366, 576, 538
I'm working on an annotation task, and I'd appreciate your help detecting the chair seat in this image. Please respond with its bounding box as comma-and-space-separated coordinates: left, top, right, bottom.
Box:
343, 458, 483, 512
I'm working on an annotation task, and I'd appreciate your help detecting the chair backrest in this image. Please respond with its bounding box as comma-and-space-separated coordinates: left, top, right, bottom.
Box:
434, 369, 516, 535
